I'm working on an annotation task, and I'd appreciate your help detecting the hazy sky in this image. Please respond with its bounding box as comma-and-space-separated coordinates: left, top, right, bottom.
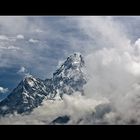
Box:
0, 16, 140, 95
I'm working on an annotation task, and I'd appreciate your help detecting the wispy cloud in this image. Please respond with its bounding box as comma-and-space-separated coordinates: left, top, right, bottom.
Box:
29, 38, 39, 43
0, 86, 8, 94
0, 35, 9, 40
16, 34, 24, 39
17, 66, 29, 76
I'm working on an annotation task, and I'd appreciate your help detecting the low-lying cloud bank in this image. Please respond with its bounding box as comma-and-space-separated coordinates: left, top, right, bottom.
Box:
0, 94, 108, 124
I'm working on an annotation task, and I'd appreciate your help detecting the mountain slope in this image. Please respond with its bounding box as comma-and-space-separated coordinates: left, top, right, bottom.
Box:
0, 75, 48, 115
50, 53, 87, 99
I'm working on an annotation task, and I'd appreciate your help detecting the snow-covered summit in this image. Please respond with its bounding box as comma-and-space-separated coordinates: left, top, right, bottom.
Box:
52, 52, 87, 98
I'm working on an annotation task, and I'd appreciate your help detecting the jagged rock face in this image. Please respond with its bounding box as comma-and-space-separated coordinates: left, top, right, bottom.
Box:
51, 53, 87, 98
0, 53, 87, 116
0, 75, 48, 115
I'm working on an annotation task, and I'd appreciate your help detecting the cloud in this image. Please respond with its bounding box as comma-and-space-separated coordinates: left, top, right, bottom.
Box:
16, 34, 24, 39
29, 38, 39, 43
77, 17, 140, 124
34, 28, 44, 33
0, 94, 108, 124
74, 16, 130, 52
0, 87, 8, 94
0, 17, 63, 79
0, 16, 30, 34
18, 66, 26, 73
7, 45, 20, 50
17, 66, 29, 77
0, 35, 9, 40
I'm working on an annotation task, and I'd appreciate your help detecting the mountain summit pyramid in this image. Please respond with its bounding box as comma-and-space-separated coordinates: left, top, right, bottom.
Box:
0, 53, 87, 116
51, 52, 86, 98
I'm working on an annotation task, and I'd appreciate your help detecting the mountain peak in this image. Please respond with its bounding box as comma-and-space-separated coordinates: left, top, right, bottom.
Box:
65, 52, 84, 68
24, 73, 34, 79
53, 53, 85, 76
22, 74, 37, 88
0, 74, 48, 115
69, 52, 82, 60
52, 52, 87, 98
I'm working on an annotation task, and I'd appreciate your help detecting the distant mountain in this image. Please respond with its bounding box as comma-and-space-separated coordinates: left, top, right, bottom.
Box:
0, 53, 87, 116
